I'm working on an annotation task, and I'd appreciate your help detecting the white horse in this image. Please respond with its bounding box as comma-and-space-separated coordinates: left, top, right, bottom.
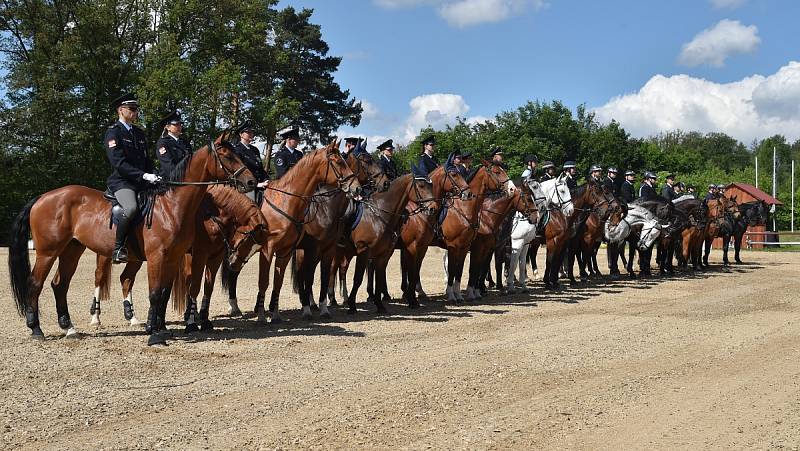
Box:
504, 176, 574, 293
604, 203, 662, 251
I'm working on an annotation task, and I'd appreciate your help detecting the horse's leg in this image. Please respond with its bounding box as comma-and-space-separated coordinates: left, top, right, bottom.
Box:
339, 255, 351, 306
452, 249, 467, 303
255, 250, 271, 323
295, 250, 314, 321
225, 268, 243, 316
414, 247, 430, 301
626, 239, 636, 278
323, 251, 338, 307
619, 241, 628, 268
366, 259, 375, 305
120, 261, 145, 326
51, 241, 86, 337
400, 247, 415, 307
505, 241, 519, 294
702, 238, 712, 267
373, 252, 392, 314
144, 256, 178, 346
347, 253, 367, 314
316, 249, 332, 319
529, 241, 541, 281
268, 253, 292, 324
734, 229, 744, 264
722, 234, 731, 266
91, 254, 112, 327
199, 253, 223, 331
518, 242, 530, 292
608, 242, 620, 280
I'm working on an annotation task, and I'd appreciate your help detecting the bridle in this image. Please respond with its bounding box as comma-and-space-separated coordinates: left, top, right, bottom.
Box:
443, 169, 472, 201
352, 153, 389, 193
162, 138, 252, 193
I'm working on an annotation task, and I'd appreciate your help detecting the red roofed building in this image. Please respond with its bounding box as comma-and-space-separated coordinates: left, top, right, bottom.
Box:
722, 182, 783, 206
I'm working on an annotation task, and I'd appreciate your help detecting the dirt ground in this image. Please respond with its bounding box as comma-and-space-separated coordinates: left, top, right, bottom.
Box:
0, 246, 798, 450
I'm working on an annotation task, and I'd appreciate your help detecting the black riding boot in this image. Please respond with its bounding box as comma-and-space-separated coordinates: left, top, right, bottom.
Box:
112, 213, 132, 264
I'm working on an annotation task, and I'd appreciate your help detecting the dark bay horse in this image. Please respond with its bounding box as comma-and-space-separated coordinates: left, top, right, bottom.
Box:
8, 132, 256, 345
292, 147, 390, 320
730, 199, 768, 263
90, 184, 267, 331
672, 198, 706, 270
338, 174, 435, 314
702, 196, 740, 266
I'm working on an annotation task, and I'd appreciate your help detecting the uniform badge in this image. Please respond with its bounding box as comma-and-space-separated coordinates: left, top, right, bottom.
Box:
275, 157, 284, 166
159, 147, 167, 155
107, 139, 116, 148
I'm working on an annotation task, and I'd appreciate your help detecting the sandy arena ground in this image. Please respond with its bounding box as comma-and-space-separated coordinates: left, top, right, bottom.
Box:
0, 246, 798, 450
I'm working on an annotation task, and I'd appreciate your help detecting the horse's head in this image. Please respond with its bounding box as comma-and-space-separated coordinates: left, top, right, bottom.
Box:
480, 160, 511, 193
349, 150, 390, 192
516, 182, 539, 224
411, 175, 437, 216
431, 166, 471, 200
550, 175, 574, 216
318, 138, 361, 198
226, 222, 267, 272
210, 133, 256, 193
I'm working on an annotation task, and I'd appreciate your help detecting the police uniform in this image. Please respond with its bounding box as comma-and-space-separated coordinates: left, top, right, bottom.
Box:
273, 127, 304, 179
562, 161, 578, 191
458, 152, 472, 180
661, 175, 677, 201
104, 93, 156, 263
155, 112, 191, 178
620, 171, 636, 203
539, 161, 556, 182
521, 154, 538, 180
377, 140, 399, 180
417, 135, 439, 175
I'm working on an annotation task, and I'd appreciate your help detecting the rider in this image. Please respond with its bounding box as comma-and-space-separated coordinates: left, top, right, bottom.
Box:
588, 164, 603, 183
377, 139, 399, 181
273, 126, 304, 179
490, 147, 504, 166
620, 170, 636, 203
687, 184, 697, 197
604, 167, 619, 196
460, 152, 473, 178
539, 161, 556, 182
232, 122, 270, 202
155, 111, 191, 178
521, 155, 538, 180
674, 182, 685, 197
417, 135, 439, 175
104, 93, 160, 264
717, 183, 727, 197
639, 171, 658, 201
661, 173, 677, 201
704, 184, 718, 201
562, 161, 578, 191
342, 137, 359, 160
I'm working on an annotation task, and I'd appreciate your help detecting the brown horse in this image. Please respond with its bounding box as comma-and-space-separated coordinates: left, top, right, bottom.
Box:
672, 198, 706, 270
247, 140, 361, 323
339, 174, 436, 314
436, 162, 509, 303
8, 132, 256, 345
89, 184, 267, 330
702, 196, 740, 266
291, 149, 390, 320
465, 180, 539, 300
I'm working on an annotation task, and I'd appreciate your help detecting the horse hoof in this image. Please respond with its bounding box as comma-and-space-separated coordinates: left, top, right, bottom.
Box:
200, 320, 214, 332
329, 299, 339, 307
185, 323, 200, 334
409, 301, 420, 309
147, 334, 168, 346
302, 312, 313, 321
310, 304, 320, 312
270, 316, 284, 325
228, 307, 242, 317
129, 317, 145, 327
30, 327, 45, 340
64, 328, 81, 339
320, 311, 332, 320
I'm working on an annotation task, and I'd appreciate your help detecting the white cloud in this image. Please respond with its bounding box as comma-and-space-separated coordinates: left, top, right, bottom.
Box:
710, 0, 746, 9
678, 19, 759, 67
358, 99, 381, 120
592, 61, 800, 144
374, 0, 545, 27
403, 93, 489, 142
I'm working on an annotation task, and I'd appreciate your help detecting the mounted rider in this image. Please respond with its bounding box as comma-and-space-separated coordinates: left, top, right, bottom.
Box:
521, 155, 538, 180
661, 173, 677, 201
588, 164, 603, 183
417, 135, 439, 175
273, 126, 304, 179
155, 111, 191, 178
562, 161, 578, 191
620, 170, 636, 203
104, 93, 160, 264
460, 152, 473, 178
639, 171, 658, 201
342, 137, 360, 160
604, 167, 619, 197
704, 184, 718, 201
377, 139, 399, 181
539, 161, 556, 182
232, 121, 269, 202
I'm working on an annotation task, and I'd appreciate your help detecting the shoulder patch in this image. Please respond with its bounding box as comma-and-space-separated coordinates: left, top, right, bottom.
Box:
107, 139, 117, 148
275, 157, 285, 166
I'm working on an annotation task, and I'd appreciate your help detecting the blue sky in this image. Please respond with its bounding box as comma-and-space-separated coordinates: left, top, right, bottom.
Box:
281, 0, 800, 145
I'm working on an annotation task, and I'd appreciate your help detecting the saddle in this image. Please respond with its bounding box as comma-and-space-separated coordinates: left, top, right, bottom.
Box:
103, 188, 156, 229
342, 199, 364, 231
536, 209, 550, 236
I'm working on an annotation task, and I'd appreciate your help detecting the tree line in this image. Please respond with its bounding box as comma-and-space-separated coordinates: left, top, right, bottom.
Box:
392, 100, 799, 230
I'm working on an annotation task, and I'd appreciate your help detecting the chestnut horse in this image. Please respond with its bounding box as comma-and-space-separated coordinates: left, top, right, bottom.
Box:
8, 132, 256, 345
340, 174, 436, 314
90, 184, 267, 331
292, 148, 390, 320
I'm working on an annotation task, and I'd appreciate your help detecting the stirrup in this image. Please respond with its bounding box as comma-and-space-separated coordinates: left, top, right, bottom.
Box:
112, 247, 129, 264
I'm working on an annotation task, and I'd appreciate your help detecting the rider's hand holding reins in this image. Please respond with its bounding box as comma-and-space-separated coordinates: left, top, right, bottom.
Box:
143, 173, 162, 184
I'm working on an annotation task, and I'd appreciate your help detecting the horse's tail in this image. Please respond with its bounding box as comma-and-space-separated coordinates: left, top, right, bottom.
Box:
95, 254, 112, 302
220, 258, 233, 291
172, 253, 190, 313
291, 250, 299, 294
8, 196, 40, 316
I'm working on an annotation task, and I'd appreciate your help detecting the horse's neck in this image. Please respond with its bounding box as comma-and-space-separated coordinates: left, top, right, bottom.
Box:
483, 191, 516, 228
209, 187, 261, 228
376, 175, 413, 215
162, 150, 212, 224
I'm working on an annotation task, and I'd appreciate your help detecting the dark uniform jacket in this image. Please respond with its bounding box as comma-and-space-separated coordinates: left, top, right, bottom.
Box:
234, 142, 269, 183
417, 152, 439, 176
379, 155, 399, 181
273, 145, 304, 179
563, 173, 578, 191
156, 134, 192, 178
539, 172, 555, 182
703, 192, 717, 202
620, 180, 635, 203
602, 176, 618, 197
105, 120, 153, 192
661, 184, 677, 202
639, 183, 658, 202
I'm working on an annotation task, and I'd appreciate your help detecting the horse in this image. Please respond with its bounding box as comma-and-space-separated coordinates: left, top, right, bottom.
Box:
397, 166, 467, 308
89, 184, 267, 331
339, 174, 436, 314
604, 203, 663, 278
672, 197, 706, 271
436, 162, 509, 303
466, 180, 539, 300
563, 180, 626, 285
290, 146, 390, 320
632, 196, 683, 276
702, 196, 740, 266
729, 199, 768, 263
8, 131, 256, 345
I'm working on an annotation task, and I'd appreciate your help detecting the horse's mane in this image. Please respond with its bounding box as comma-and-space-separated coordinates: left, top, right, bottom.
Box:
207, 184, 260, 219
272, 146, 327, 189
